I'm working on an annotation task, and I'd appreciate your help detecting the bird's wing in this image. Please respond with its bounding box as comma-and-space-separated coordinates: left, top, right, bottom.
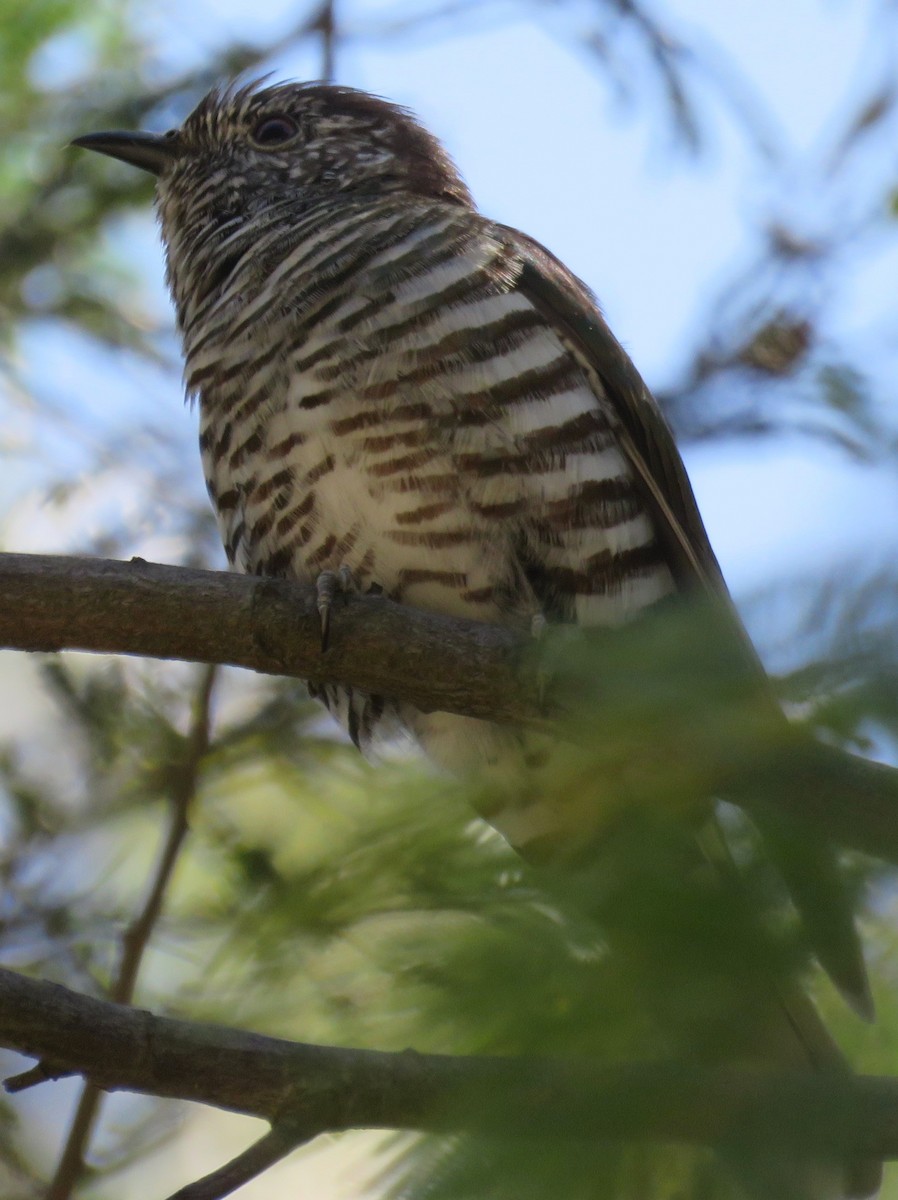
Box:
496, 223, 874, 1026
501, 225, 726, 599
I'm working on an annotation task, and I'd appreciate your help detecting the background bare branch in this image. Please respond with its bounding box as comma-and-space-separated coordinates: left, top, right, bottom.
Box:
2, 966, 898, 1162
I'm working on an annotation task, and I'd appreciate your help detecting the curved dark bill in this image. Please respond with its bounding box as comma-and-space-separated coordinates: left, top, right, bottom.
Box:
70, 130, 178, 176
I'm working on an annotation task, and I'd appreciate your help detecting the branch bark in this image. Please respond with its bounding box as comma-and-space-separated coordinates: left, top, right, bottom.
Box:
0, 551, 532, 724
1, 966, 897, 1160
1, 551, 898, 863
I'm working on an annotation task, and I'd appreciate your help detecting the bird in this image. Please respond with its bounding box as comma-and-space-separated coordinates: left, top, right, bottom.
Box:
73, 80, 879, 1196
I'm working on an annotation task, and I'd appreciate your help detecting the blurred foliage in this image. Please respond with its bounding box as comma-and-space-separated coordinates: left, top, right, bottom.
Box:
2, 2, 898, 1199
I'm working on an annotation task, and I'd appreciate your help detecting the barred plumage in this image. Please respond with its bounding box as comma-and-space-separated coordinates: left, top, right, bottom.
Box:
71, 79, 847, 876
73, 84, 880, 1196
194, 208, 677, 795
145, 83, 690, 817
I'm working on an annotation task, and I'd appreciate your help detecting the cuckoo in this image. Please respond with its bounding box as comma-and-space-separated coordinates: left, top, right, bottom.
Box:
73, 80, 879, 1196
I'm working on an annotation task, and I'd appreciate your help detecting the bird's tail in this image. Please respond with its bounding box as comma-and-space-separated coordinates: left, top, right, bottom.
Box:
697, 816, 881, 1200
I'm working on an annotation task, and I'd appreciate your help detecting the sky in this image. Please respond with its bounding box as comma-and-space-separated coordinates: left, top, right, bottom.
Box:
6, 2, 898, 1196
17, 0, 898, 608
331, 0, 898, 602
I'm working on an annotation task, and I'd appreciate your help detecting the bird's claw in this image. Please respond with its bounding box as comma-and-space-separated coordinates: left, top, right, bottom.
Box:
316, 565, 359, 652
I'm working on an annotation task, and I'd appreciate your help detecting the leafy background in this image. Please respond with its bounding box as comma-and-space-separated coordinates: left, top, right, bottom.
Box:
1, 1, 898, 1197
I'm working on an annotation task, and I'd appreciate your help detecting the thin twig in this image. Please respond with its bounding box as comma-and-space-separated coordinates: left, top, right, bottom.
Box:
4, 1062, 75, 1092
317, 0, 337, 83
164, 1124, 314, 1200
46, 665, 218, 1200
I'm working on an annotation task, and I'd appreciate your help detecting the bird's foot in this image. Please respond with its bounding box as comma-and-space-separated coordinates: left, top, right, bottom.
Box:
316, 565, 359, 652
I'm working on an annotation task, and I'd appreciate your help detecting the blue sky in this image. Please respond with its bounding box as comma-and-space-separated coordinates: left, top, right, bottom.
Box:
8, 1, 898, 699
7, 4, 898, 1196
32, 0, 896, 612
321, 0, 898, 602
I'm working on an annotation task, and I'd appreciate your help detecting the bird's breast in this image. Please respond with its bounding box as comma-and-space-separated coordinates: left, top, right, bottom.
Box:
195, 344, 521, 626
189, 202, 674, 637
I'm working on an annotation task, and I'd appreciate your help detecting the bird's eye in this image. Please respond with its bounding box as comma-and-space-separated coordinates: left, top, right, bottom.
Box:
251, 115, 298, 147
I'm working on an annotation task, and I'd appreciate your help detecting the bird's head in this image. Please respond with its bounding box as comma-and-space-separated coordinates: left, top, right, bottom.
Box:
73, 80, 473, 324
73, 79, 472, 234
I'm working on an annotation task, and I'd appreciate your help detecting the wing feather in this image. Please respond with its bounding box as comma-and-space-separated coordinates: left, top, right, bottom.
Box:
497, 223, 873, 1024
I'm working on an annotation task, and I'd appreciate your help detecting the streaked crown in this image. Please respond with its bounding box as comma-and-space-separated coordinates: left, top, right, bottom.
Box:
176, 81, 471, 203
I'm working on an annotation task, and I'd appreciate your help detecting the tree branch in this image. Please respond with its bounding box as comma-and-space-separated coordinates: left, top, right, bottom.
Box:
1, 551, 897, 863
0, 551, 533, 724
1, 967, 897, 1163
164, 1124, 314, 1200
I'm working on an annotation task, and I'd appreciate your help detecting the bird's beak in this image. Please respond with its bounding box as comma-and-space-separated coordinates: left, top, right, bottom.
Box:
71, 130, 180, 176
